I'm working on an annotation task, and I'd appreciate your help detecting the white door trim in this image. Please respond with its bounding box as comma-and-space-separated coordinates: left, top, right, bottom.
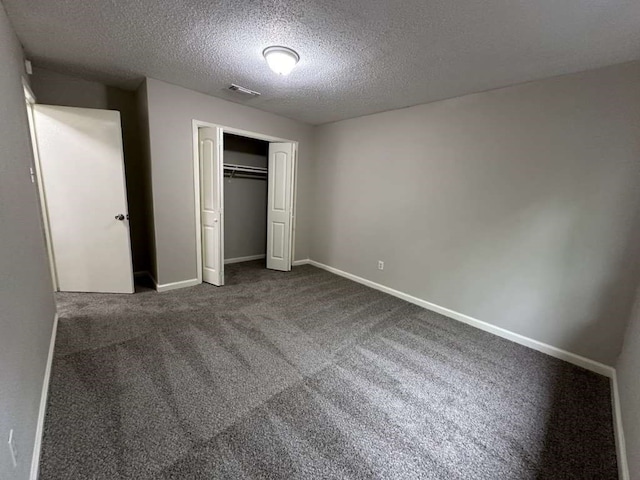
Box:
23, 77, 36, 104
24, 84, 58, 291
191, 120, 298, 284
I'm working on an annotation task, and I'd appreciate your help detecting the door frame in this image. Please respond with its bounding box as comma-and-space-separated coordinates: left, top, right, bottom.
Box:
24, 80, 59, 291
191, 120, 298, 284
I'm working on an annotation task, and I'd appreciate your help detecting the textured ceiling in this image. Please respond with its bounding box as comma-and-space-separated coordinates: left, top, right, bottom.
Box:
4, 0, 640, 124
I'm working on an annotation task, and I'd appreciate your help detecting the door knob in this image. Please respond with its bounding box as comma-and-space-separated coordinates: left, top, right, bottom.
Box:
115, 214, 125, 221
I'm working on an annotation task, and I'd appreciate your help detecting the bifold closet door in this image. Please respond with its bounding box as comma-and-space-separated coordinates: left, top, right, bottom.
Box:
266, 142, 294, 271
199, 127, 224, 286
33, 105, 134, 293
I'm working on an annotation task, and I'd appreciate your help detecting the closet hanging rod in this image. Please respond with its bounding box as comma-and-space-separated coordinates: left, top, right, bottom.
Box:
223, 163, 268, 174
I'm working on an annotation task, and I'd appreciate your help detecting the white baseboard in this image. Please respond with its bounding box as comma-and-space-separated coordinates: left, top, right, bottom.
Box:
149, 272, 158, 290
34, 263, 629, 476
307, 260, 615, 378
224, 254, 265, 265
611, 372, 630, 480
155, 278, 200, 293
30, 312, 59, 480
306, 260, 630, 475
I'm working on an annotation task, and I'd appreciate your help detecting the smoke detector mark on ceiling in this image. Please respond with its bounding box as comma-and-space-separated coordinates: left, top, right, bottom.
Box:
228, 84, 261, 97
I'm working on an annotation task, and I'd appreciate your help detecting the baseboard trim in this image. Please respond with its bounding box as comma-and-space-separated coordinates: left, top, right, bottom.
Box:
611, 372, 630, 480
156, 278, 200, 293
307, 260, 615, 378
292, 259, 310, 266
30, 312, 59, 480
224, 254, 265, 265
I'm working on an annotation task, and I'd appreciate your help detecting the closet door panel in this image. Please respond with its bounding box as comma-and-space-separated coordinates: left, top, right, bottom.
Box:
267, 143, 294, 271
199, 127, 224, 286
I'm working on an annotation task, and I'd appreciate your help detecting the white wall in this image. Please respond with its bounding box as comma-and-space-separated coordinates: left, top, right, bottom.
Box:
144, 77, 314, 286
0, 4, 57, 479
617, 287, 640, 479
311, 61, 640, 365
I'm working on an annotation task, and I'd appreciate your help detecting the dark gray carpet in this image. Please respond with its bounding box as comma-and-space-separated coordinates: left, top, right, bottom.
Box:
40, 261, 617, 479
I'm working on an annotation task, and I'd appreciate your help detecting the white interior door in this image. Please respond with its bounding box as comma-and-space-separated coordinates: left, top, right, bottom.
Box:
33, 105, 134, 293
199, 127, 224, 286
267, 142, 294, 271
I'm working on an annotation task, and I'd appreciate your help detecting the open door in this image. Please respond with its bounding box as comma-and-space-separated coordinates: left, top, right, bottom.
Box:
199, 127, 224, 286
33, 105, 134, 293
266, 142, 295, 271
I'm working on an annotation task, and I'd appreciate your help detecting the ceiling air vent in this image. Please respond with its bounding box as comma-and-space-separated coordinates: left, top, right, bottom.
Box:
228, 84, 261, 97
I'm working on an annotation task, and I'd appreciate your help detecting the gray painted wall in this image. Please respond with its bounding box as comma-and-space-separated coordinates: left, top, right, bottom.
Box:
617, 288, 640, 480
223, 135, 268, 260
0, 5, 57, 479
30, 67, 151, 273
135, 80, 157, 280
31, 66, 114, 108
311, 62, 640, 366
144, 77, 314, 286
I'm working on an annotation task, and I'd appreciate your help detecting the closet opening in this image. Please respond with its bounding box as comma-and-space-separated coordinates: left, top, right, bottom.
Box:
193, 121, 297, 287
222, 133, 269, 267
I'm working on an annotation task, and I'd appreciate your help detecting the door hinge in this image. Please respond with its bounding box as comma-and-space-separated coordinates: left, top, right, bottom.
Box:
29, 167, 36, 184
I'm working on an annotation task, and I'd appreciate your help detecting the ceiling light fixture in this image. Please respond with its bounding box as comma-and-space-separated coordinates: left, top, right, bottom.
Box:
263, 46, 300, 76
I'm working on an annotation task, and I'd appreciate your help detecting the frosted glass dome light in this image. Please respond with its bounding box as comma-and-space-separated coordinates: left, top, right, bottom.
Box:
263, 46, 300, 76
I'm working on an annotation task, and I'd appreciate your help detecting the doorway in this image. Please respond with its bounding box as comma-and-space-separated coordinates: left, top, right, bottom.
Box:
223, 133, 269, 265
193, 122, 298, 287
23, 86, 135, 294
24, 82, 57, 291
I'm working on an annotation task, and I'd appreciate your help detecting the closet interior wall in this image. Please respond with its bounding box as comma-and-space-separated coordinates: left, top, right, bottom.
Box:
223, 133, 269, 262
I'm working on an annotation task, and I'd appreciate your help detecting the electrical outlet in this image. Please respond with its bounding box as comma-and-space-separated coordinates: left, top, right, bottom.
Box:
377, 260, 384, 270
8, 429, 17, 468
